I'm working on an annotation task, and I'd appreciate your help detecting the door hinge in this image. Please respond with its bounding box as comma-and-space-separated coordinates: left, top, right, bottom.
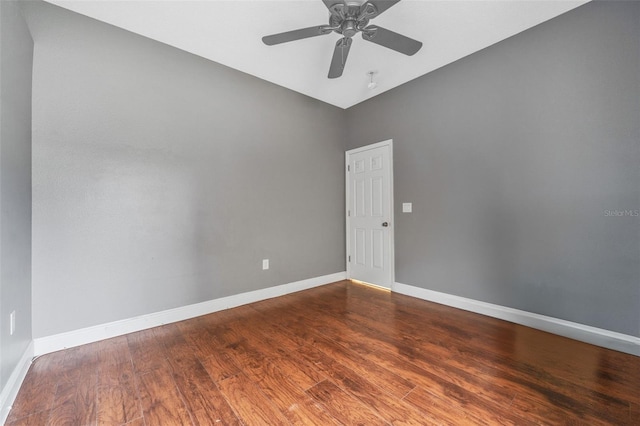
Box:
348, 255, 351, 262
348, 210, 351, 217
347, 165, 350, 172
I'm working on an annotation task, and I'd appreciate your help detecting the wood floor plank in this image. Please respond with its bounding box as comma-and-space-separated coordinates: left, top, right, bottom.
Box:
165, 343, 241, 426
248, 300, 417, 399
137, 367, 194, 425
223, 314, 327, 390
369, 344, 519, 405
5, 355, 59, 423
8, 280, 638, 425
630, 401, 639, 422
306, 379, 388, 426
94, 335, 133, 367
96, 361, 142, 425
175, 318, 227, 361
4, 409, 52, 426
292, 339, 429, 425
336, 285, 635, 425
448, 340, 632, 424
173, 364, 241, 425
403, 385, 502, 426
222, 337, 340, 425
363, 347, 529, 425
120, 418, 145, 426
290, 325, 417, 399
198, 350, 242, 383
217, 373, 290, 425
126, 328, 171, 373
48, 377, 97, 426
508, 392, 615, 426
255, 300, 384, 358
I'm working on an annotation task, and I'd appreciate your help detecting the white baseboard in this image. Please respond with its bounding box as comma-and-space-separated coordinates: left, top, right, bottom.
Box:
34, 272, 346, 356
0, 341, 34, 425
393, 282, 640, 357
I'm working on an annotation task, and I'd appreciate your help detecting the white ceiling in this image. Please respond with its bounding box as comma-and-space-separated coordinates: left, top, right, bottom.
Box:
44, 0, 589, 109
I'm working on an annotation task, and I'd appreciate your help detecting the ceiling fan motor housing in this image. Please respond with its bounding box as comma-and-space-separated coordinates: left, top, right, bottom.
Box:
342, 19, 358, 38
329, 3, 373, 38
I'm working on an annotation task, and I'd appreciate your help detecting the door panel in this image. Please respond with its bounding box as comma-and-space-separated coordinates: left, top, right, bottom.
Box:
355, 228, 366, 265
372, 176, 384, 217
354, 179, 366, 217
372, 229, 384, 269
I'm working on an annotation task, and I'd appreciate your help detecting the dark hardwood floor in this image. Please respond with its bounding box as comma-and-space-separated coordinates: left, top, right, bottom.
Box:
6, 280, 639, 425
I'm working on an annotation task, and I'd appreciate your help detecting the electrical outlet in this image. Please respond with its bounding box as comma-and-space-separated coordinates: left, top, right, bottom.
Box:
262, 259, 269, 270
10, 311, 16, 335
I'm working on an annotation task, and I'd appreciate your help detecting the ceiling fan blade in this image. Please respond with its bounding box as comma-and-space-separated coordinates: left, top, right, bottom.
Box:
362, 25, 422, 55
360, 0, 401, 19
262, 25, 332, 46
328, 37, 352, 79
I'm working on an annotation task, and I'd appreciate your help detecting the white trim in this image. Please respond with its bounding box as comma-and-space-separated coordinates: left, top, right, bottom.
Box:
345, 150, 350, 279
393, 282, 640, 357
345, 139, 395, 289
1, 341, 34, 425
34, 272, 346, 356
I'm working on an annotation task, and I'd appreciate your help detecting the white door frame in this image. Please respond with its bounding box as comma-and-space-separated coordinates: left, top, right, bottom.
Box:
345, 139, 395, 289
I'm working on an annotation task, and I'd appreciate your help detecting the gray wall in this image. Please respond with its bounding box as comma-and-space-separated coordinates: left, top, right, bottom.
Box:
25, 2, 346, 338
16, 0, 640, 341
0, 0, 33, 390
346, 1, 640, 337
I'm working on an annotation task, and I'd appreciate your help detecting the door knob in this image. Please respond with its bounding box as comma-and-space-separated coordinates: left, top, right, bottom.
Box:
382, 222, 389, 227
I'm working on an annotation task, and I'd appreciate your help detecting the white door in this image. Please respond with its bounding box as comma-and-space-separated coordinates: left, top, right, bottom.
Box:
346, 140, 394, 289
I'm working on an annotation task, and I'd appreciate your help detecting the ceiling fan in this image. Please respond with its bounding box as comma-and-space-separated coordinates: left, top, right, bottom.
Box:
262, 0, 422, 79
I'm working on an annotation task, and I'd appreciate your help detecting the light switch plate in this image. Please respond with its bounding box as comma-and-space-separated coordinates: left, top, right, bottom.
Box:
402, 203, 412, 213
